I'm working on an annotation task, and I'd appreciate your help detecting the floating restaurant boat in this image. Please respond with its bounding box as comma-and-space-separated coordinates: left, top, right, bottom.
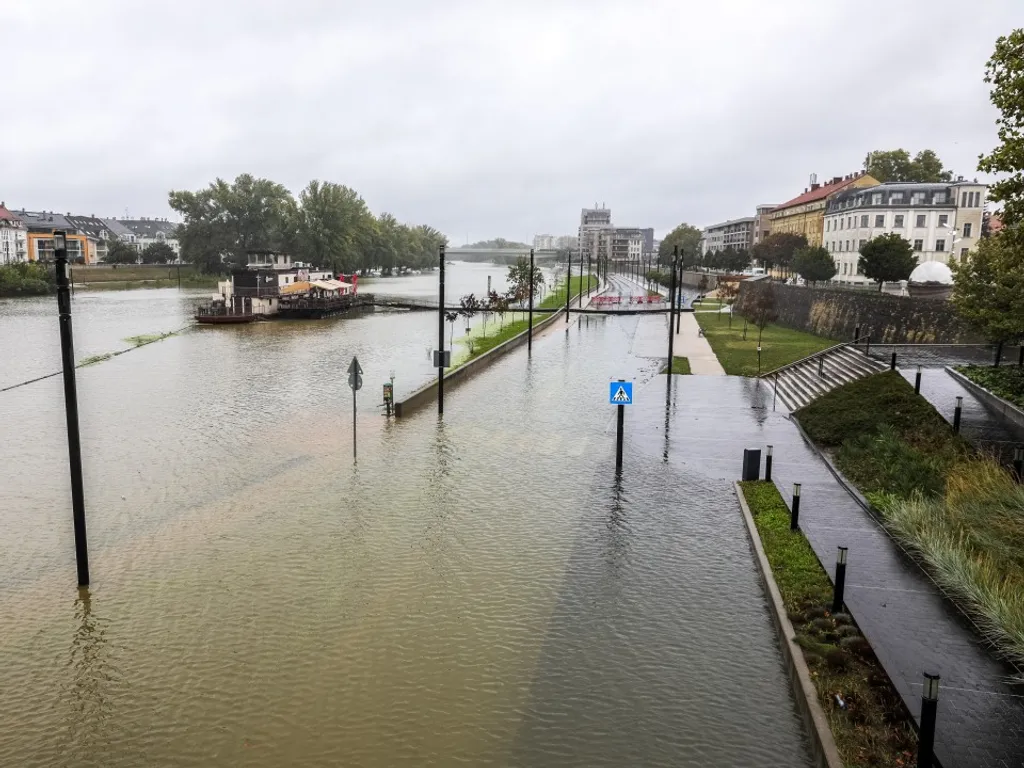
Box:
195, 251, 360, 323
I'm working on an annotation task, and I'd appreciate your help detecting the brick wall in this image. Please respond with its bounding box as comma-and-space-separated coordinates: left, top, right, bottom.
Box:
736, 281, 982, 343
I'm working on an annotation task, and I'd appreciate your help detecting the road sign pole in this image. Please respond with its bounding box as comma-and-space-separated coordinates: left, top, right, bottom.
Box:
347, 356, 363, 459
565, 249, 572, 324
616, 402, 624, 472
667, 246, 678, 374
438, 243, 445, 416
352, 386, 357, 461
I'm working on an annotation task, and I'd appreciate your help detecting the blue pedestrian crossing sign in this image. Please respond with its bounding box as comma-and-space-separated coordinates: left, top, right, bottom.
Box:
609, 381, 633, 405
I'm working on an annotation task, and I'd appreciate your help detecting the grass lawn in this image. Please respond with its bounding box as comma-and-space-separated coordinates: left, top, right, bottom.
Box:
538, 274, 598, 309
740, 481, 916, 766
694, 312, 834, 377
796, 372, 1024, 670
660, 356, 691, 374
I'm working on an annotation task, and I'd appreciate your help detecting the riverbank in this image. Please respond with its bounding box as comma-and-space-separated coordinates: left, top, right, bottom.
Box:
795, 371, 1024, 670
738, 481, 917, 766
0, 262, 53, 297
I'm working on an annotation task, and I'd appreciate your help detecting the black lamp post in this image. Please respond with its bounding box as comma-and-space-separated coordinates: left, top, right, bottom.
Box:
831, 546, 848, 614
790, 483, 801, 530
917, 673, 940, 768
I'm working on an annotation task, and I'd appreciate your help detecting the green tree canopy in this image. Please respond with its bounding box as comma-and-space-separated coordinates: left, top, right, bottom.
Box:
295, 180, 374, 273
865, 149, 952, 183
978, 29, 1024, 229
751, 232, 806, 272
792, 246, 838, 285
951, 231, 1024, 350
506, 256, 544, 303
858, 233, 917, 290
466, 238, 530, 249
658, 223, 702, 265
105, 240, 139, 264
141, 241, 176, 264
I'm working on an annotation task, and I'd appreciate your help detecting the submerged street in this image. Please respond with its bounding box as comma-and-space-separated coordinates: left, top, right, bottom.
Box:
0, 266, 814, 766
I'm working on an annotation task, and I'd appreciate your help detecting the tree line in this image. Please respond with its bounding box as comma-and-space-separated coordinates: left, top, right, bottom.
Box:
168, 175, 447, 275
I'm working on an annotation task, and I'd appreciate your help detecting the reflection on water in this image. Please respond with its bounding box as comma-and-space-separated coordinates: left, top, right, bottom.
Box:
0, 279, 812, 766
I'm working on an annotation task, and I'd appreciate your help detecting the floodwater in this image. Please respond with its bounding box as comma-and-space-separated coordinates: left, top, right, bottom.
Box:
0, 265, 812, 766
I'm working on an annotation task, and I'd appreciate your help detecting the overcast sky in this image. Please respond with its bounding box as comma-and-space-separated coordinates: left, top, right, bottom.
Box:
3, 1, 1018, 242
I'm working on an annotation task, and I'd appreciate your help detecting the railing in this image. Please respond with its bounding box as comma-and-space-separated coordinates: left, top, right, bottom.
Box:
760, 337, 870, 379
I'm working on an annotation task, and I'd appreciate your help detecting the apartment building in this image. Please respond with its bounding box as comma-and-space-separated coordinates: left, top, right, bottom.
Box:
770, 172, 880, 246
0, 202, 27, 264
701, 217, 756, 257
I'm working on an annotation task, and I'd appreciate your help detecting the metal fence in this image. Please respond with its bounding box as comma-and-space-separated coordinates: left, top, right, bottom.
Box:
861, 342, 1024, 369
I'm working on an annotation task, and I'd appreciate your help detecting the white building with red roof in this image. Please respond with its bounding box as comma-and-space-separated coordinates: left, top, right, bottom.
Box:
0, 202, 28, 264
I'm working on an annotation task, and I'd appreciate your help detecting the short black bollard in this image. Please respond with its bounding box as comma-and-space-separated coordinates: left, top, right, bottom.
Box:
953, 396, 963, 434
831, 546, 848, 614
765, 445, 773, 482
790, 483, 801, 531
890, 351, 897, 370
742, 448, 761, 481
854, 325, 860, 343
1013, 446, 1023, 483
917, 673, 940, 768
914, 365, 922, 394
1019, 345, 1023, 368
818, 356, 824, 378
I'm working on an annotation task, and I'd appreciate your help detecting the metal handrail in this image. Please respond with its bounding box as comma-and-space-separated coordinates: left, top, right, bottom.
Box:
760, 336, 870, 379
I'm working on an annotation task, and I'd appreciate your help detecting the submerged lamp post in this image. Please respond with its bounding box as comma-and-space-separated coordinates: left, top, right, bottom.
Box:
790, 483, 801, 531
54, 230, 91, 586
831, 546, 848, 614
917, 673, 941, 768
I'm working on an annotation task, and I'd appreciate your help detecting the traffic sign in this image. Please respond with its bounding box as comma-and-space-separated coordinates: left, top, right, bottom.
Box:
348, 356, 363, 376
609, 381, 633, 405
348, 372, 362, 391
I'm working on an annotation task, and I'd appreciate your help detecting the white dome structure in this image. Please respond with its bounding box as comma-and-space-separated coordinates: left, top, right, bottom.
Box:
909, 261, 954, 285
908, 260, 954, 299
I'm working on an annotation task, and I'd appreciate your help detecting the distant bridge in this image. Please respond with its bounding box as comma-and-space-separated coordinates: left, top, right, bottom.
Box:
446, 247, 562, 263
366, 293, 684, 315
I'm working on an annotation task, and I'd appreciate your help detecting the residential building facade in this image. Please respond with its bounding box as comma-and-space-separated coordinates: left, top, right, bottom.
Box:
823, 180, 987, 284
578, 206, 613, 264
119, 218, 181, 259
753, 204, 776, 246
701, 217, 755, 257
0, 203, 27, 264
769, 172, 880, 247
14, 211, 98, 263
533, 234, 556, 251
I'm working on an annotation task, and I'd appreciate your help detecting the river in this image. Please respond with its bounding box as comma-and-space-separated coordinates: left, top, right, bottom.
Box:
0, 263, 812, 766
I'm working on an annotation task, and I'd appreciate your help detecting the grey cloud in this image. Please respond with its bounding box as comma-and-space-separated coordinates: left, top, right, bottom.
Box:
2, 0, 1015, 240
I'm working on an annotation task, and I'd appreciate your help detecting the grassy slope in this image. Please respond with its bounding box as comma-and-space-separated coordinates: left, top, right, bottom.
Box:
538, 275, 598, 309
740, 482, 916, 766
660, 356, 691, 375
956, 365, 1024, 410
694, 311, 834, 377
796, 372, 1024, 669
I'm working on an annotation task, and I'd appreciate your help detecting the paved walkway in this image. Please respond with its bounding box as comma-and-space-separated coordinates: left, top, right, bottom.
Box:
672, 313, 725, 375
629, 375, 1024, 767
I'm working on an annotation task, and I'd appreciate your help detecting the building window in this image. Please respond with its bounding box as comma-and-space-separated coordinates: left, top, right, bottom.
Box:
860, 215, 869, 227
912, 192, 926, 204
846, 240, 851, 251
872, 193, 882, 205
874, 215, 884, 227
961, 192, 968, 207
963, 222, 972, 237
848, 217, 853, 228
894, 214, 904, 227
840, 219, 844, 230
934, 192, 946, 204
961, 248, 969, 258
858, 239, 866, 251
843, 263, 848, 275
938, 214, 949, 227
891, 192, 904, 203
916, 214, 927, 228
914, 239, 924, 251
935, 239, 946, 252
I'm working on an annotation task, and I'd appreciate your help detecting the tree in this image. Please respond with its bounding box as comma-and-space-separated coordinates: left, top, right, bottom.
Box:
105, 240, 139, 264
717, 279, 739, 326
721, 247, 751, 273
658, 223, 702, 266
737, 284, 778, 350
865, 148, 951, 183
459, 293, 482, 351
751, 232, 806, 275
951, 232, 1024, 365
978, 29, 1024, 229
506, 256, 544, 307
792, 246, 838, 285
169, 174, 295, 272
141, 241, 176, 264
488, 290, 509, 329
295, 180, 374, 273
445, 310, 460, 347
858, 233, 917, 291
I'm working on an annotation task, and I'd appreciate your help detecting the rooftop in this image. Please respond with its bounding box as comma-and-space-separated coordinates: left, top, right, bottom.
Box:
119, 218, 180, 238
773, 172, 875, 212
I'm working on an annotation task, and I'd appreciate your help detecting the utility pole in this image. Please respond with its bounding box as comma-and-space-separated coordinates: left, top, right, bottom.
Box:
565, 248, 572, 323
578, 251, 584, 307
676, 248, 683, 334
437, 243, 445, 415
54, 231, 90, 587
527, 248, 535, 354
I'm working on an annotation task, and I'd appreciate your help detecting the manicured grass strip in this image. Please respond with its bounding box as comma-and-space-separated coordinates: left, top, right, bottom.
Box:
538, 275, 598, 309
694, 311, 834, 377
660, 356, 691, 375
740, 481, 917, 766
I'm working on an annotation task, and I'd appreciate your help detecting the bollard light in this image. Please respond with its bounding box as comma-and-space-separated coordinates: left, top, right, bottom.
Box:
832, 546, 848, 613
790, 483, 801, 531
914, 364, 923, 394
923, 673, 940, 701
765, 445, 774, 482
837, 546, 848, 565
953, 396, 963, 434
956, 396, 963, 408
793, 482, 801, 498
767, 445, 774, 457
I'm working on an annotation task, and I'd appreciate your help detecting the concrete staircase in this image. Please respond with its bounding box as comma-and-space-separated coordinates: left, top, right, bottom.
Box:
763, 343, 887, 411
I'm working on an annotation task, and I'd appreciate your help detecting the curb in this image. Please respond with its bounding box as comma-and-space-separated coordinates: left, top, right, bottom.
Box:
734, 481, 844, 768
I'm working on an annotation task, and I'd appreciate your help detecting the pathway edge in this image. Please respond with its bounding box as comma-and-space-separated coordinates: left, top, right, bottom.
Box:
733, 481, 845, 768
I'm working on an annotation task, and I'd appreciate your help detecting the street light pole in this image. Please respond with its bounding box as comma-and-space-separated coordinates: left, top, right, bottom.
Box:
565, 248, 572, 323
54, 231, 90, 586
438, 243, 445, 416
528, 248, 535, 354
